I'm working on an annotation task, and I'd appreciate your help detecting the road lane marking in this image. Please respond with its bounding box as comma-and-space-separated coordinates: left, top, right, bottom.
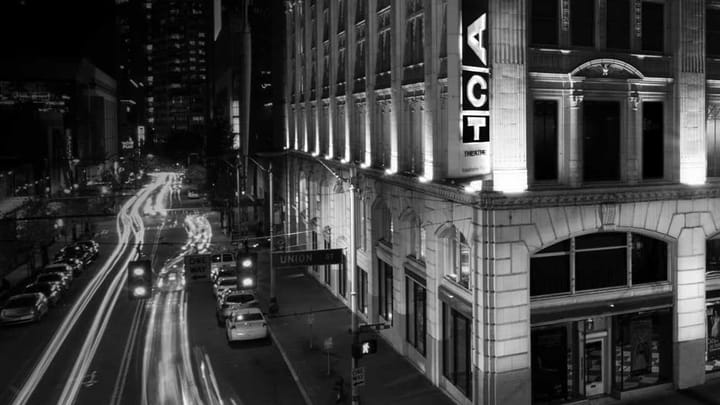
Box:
109, 300, 144, 405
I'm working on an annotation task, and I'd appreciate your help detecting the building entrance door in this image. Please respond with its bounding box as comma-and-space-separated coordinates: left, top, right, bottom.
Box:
585, 336, 606, 396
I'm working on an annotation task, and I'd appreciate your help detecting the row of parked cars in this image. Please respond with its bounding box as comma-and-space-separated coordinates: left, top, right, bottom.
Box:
0, 240, 100, 326
210, 253, 268, 343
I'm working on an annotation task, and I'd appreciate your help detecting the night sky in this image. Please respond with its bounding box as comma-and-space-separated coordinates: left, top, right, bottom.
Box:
0, 0, 117, 74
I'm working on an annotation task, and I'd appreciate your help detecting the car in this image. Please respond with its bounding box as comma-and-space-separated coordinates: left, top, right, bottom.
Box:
0, 293, 49, 325
225, 307, 268, 342
216, 290, 259, 324
54, 257, 84, 276
23, 282, 63, 306
187, 190, 200, 199
211, 266, 236, 284
58, 244, 94, 266
213, 275, 238, 298
40, 263, 74, 284
74, 240, 99, 260
35, 273, 70, 292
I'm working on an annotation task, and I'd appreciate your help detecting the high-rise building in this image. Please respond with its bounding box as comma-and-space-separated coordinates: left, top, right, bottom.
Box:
144, 0, 211, 156
116, 0, 148, 154
283, 1, 720, 404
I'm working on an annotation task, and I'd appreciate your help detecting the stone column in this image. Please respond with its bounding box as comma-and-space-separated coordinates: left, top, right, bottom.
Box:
626, 92, 640, 184
567, 90, 582, 187
489, 0, 527, 193
675, 0, 706, 184
675, 226, 706, 389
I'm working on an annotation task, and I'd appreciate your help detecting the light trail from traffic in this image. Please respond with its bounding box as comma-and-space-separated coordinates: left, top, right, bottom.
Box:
9, 173, 171, 405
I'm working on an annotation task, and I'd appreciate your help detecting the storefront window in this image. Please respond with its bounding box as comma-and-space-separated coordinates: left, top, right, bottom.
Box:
357, 267, 368, 314
531, 324, 580, 404
707, 239, 720, 274
707, 303, 720, 373
378, 259, 393, 324
442, 303, 471, 399
406, 275, 426, 355
612, 310, 672, 391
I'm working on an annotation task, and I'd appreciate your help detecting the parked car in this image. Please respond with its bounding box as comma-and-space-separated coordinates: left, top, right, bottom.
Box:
56, 244, 93, 266
23, 282, 63, 307
74, 240, 99, 260
225, 307, 268, 342
54, 257, 84, 276
213, 275, 238, 298
216, 290, 259, 324
35, 273, 70, 292
211, 266, 236, 284
187, 189, 200, 199
40, 263, 74, 284
211, 252, 235, 277
0, 293, 49, 325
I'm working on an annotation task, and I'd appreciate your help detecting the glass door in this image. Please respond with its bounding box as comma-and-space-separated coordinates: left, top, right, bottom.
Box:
585, 338, 605, 396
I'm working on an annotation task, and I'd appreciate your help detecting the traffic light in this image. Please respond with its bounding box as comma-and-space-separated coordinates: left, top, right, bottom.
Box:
128, 259, 152, 299
236, 251, 257, 289
351, 338, 377, 359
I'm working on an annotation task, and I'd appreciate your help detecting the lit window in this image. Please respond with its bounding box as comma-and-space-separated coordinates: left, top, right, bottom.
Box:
439, 226, 470, 289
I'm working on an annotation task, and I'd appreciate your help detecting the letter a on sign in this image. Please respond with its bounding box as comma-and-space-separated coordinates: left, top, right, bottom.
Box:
467, 14, 487, 66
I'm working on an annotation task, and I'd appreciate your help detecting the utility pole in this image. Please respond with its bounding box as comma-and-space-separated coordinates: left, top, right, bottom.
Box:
348, 164, 359, 405
269, 161, 276, 308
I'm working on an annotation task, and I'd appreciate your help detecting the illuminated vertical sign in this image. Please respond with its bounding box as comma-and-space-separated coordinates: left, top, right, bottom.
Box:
462, 0, 489, 145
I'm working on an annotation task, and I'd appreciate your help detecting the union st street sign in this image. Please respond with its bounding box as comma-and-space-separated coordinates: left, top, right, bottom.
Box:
273, 249, 344, 267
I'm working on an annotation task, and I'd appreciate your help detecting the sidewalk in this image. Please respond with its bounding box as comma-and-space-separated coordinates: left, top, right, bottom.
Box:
1, 216, 117, 297
267, 266, 456, 405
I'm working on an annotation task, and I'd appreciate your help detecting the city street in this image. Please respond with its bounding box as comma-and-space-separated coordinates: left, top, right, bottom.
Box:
0, 173, 302, 405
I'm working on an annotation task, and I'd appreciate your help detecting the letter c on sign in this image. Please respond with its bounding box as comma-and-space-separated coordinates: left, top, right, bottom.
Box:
466, 74, 487, 108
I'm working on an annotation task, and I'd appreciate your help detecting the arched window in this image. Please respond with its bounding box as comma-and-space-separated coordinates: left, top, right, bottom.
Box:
530, 232, 668, 297
438, 224, 470, 289
373, 200, 393, 245
400, 208, 423, 260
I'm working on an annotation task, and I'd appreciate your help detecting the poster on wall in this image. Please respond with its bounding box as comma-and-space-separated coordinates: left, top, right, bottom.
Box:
459, 0, 490, 176
707, 304, 720, 372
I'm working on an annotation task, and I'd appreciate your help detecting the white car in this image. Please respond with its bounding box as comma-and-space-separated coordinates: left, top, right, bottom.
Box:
216, 290, 259, 323
0, 293, 49, 325
213, 276, 238, 297
187, 190, 200, 199
226, 307, 268, 342
210, 253, 235, 279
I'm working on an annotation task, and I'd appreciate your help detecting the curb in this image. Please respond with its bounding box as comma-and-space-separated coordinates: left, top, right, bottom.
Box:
267, 323, 314, 405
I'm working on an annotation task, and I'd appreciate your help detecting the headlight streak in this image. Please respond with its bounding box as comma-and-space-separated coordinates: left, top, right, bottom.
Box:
56, 174, 169, 405
8, 182, 148, 405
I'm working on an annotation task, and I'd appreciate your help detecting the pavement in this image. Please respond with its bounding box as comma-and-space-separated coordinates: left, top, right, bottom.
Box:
265, 267, 455, 405
1, 216, 117, 298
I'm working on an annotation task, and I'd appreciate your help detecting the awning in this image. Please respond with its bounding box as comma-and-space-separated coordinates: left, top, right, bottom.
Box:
531, 293, 673, 325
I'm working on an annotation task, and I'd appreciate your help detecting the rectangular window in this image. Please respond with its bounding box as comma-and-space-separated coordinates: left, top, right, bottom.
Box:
576, 246, 627, 290
708, 8, 720, 56
530, 254, 571, 296
708, 114, 720, 177
324, 238, 331, 285
531, 0, 559, 46
606, 0, 630, 49
339, 262, 347, 298
533, 100, 558, 181
583, 101, 620, 181
378, 259, 393, 324
707, 239, 720, 275
311, 231, 319, 273
406, 276, 426, 355
571, 0, 595, 47
642, 102, 664, 179
442, 303, 471, 398
641, 2, 664, 52
358, 267, 368, 314
631, 234, 667, 284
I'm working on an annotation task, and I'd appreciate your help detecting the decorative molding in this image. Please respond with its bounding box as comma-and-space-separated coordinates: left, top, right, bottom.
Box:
628, 91, 639, 111
478, 184, 720, 210
599, 204, 617, 227
570, 90, 584, 108
570, 58, 644, 80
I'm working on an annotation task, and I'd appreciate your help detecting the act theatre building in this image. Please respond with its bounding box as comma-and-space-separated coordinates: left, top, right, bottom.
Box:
282, 1, 720, 404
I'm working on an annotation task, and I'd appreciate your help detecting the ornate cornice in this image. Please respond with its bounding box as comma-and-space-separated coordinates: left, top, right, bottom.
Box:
478, 183, 720, 210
